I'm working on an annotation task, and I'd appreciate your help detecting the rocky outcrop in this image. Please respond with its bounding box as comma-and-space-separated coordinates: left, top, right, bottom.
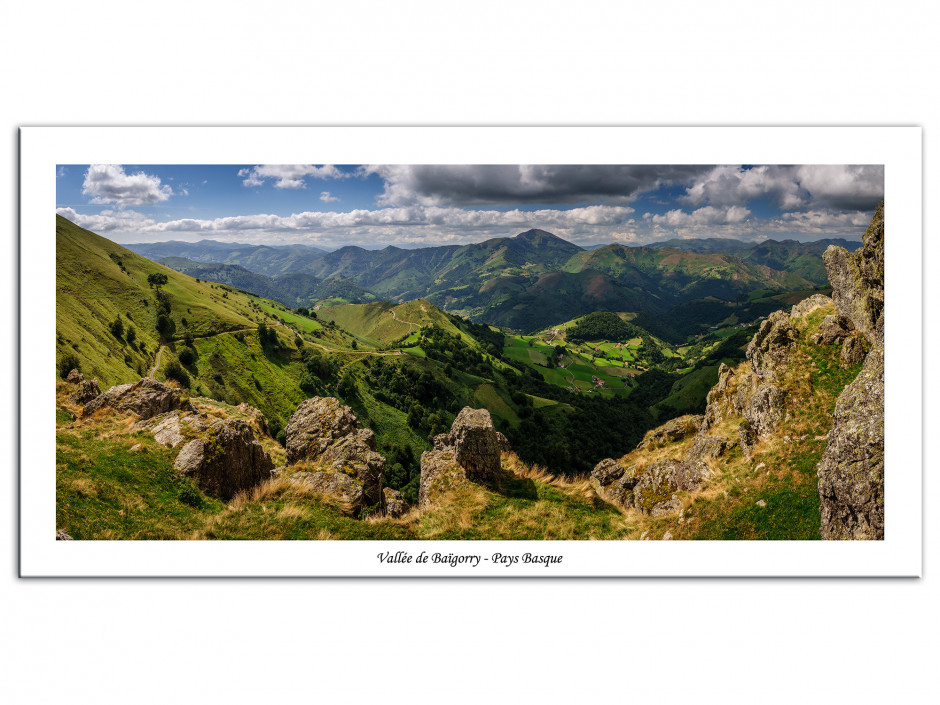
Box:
633, 459, 709, 516
702, 364, 735, 428
284, 397, 360, 464
383, 488, 409, 518
811, 314, 854, 346
840, 335, 867, 368
69, 378, 101, 405
817, 346, 884, 539
82, 377, 193, 420
66, 369, 84, 384
418, 407, 508, 507
746, 310, 800, 383
283, 397, 385, 514
446, 407, 501, 482
590, 458, 642, 510
738, 424, 757, 459
134, 411, 210, 448
823, 202, 884, 346
237, 403, 269, 435
637, 414, 703, 450
418, 448, 463, 509
743, 383, 787, 437
790, 293, 833, 319
684, 434, 734, 463
173, 419, 273, 499
817, 201, 885, 540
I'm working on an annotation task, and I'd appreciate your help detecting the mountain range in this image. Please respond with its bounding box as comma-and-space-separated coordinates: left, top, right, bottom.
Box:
127, 229, 851, 335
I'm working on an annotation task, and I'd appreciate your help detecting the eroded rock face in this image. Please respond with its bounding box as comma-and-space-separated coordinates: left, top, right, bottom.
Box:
383, 488, 409, 518
173, 418, 274, 500
840, 335, 867, 368
495, 432, 512, 454
738, 425, 758, 459
811, 314, 854, 346
817, 347, 884, 539
285, 397, 360, 464
66, 369, 84, 384
790, 293, 833, 319
744, 383, 787, 438
82, 377, 193, 420
746, 311, 800, 383
448, 407, 501, 482
283, 397, 385, 514
69, 378, 101, 405
817, 201, 885, 540
590, 458, 641, 510
135, 411, 210, 448
684, 434, 733, 463
418, 449, 464, 509
637, 414, 704, 450
823, 202, 884, 347
633, 459, 708, 516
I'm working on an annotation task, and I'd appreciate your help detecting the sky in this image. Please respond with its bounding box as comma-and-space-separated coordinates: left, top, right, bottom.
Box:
55, 164, 884, 249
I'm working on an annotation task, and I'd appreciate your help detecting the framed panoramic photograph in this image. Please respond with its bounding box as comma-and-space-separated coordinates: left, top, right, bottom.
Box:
19, 126, 922, 576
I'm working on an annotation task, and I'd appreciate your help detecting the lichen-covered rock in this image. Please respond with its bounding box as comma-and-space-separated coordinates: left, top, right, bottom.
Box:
495, 432, 512, 453
840, 335, 867, 368
284, 397, 361, 464
738, 424, 757, 459
432, 433, 451, 451
633, 459, 708, 516
823, 201, 884, 347
383, 488, 409, 518
318, 428, 385, 508
590, 458, 641, 510
790, 293, 833, 319
418, 449, 465, 509
744, 383, 786, 438
56, 530, 74, 540
82, 377, 193, 420
135, 411, 210, 448
173, 418, 274, 499
447, 407, 501, 482
817, 346, 884, 540
637, 414, 704, 450
288, 470, 364, 510
66, 369, 84, 384
702, 363, 738, 430
684, 434, 733, 462
746, 310, 800, 383
69, 378, 101, 405
811, 314, 854, 346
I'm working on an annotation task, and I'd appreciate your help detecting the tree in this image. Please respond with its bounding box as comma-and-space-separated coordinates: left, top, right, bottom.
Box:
147, 272, 168, 288
164, 361, 190, 387
126, 325, 137, 344
58, 353, 81, 379
109, 317, 124, 339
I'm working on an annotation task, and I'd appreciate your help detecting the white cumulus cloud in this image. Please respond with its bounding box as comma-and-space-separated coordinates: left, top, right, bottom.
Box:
239, 165, 350, 189
320, 191, 339, 203
82, 164, 173, 206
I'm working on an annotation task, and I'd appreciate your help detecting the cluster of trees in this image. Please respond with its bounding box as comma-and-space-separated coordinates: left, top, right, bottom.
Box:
299, 347, 338, 397
566, 311, 642, 344
419, 326, 494, 378
364, 357, 457, 438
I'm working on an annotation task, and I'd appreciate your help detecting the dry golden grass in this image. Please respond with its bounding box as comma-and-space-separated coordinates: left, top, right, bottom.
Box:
501, 452, 593, 499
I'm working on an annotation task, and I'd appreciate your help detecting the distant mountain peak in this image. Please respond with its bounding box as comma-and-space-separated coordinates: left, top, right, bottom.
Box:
516, 228, 559, 241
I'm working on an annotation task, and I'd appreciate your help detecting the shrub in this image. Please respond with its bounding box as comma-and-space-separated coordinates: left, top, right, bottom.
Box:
164, 361, 191, 388
58, 353, 81, 379
109, 317, 124, 339
178, 347, 196, 367
126, 325, 137, 344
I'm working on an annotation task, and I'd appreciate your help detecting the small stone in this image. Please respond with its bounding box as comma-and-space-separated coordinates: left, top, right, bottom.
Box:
756, 499, 767, 508
755, 462, 766, 472
56, 530, 73, 540
129, 443, 142, 452
662, 531, 673, 540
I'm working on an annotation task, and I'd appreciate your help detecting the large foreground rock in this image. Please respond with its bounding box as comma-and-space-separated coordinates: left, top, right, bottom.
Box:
285, 397, 360, 464
134, 411, 210, 448
823, 202, 884, 347
174, 418, 274, 499
817, 202, 885, 540
446, 407, 501, 482
383, 488, 410, 518
284, 397, 385, 514
817, 334, 885, 539
82, 377, 192, 420
790, 293, 833, 319
590, 458, 641, 510
633, 459, 709, 516
418, 449, 464, 509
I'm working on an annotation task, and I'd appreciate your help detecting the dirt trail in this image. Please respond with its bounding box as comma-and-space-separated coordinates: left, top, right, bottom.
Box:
149, 345, 166, 376
389, 308, 420, 328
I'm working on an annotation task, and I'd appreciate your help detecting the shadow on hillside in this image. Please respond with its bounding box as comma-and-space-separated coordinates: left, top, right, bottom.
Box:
487, 468, 539, 500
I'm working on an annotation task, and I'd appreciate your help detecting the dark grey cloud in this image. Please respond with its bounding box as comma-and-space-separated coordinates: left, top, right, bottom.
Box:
364, 165, 712, 206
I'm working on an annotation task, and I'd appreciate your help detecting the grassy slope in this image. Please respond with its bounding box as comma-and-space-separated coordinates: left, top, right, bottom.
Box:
56, 215, 256, 387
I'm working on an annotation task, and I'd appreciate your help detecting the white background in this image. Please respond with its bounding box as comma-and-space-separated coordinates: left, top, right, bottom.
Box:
2, 1, 937, 703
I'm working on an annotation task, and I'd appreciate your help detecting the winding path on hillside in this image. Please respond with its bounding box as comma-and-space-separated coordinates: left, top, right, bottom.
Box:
388, 308, 420, 328
149, 345, 166, 377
